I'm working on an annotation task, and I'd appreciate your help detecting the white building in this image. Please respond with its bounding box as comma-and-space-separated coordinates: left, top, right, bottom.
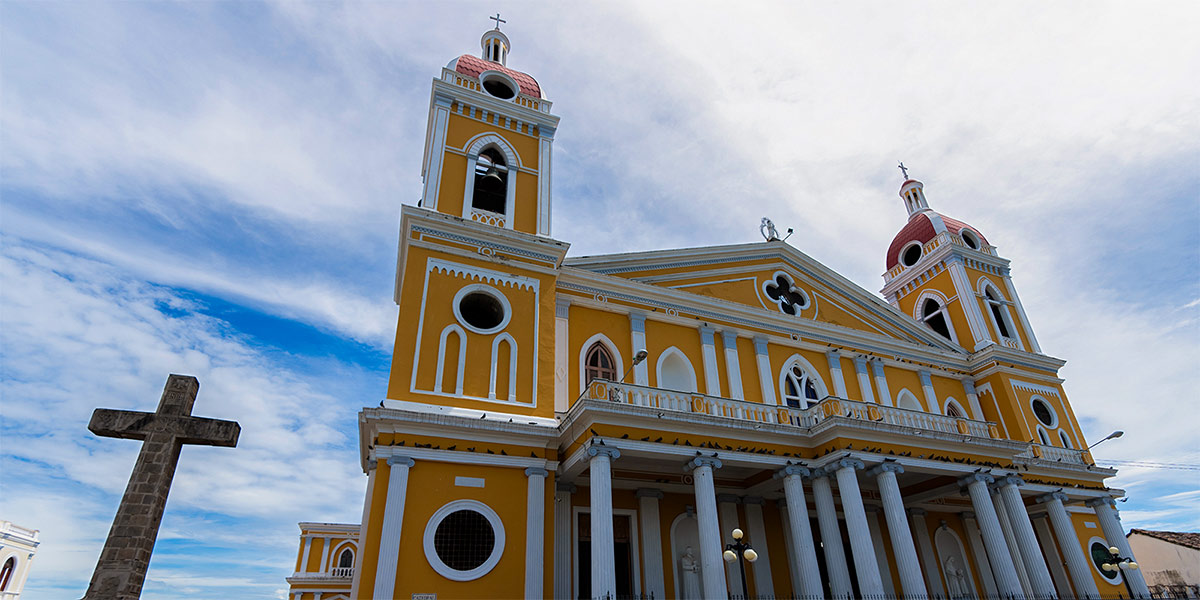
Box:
1127, 529, 1200, 598
0, 521, 39, 599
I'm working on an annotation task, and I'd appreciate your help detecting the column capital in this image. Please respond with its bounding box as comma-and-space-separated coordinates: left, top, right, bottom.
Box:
387, 455, 415, 467
716, 493, 741, 504
909, 508, 928, 517
1084, 497, 1117, 509
525, 467, 549, 478
366, 459, 378, 472
742, 496, 765, 506
587, 445, 621, 460
961, 511, 976, 520
836, 457, 866, 471
555, 296, 571, 318
1036, 491, 1069, 505
918, 369, 933, 387
556, 481, 577, 493
870, 359, 886, 377
997, 474, 1025, 488
628, 312, 646, 333
699, 326, 716, 345
808, 467, 833, 480
753, 336, 769, 355
853, 355, 869, 370
962, 378, 977, 395
685, 456, 722, 472
635, 488, 664, 499
958, 472, 994, 486
774, 465, 811, 479
721, 329, 738, 346
826, 348, 841, 362
867, 462, 904, 476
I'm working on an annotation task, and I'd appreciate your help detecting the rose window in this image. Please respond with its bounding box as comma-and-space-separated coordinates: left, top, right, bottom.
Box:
764, 273, 809, 315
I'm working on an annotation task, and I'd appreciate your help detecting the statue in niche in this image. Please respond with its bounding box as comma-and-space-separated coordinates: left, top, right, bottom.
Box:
944, 555, 969, 598
680, 546, 702, 600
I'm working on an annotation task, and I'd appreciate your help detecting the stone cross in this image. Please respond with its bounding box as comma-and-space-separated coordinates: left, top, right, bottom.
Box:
82, 374, 240, 599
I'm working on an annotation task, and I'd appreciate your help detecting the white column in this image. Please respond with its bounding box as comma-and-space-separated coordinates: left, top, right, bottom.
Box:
777, 499, 805, 598
629, 313, 649, 386
962, 378, 985, 421
1038, 492, 1099, 599
870, 360, 893, 406
717, 494, 742, 595
1032, 512, 1074, 598
999, 476, 1058, 598
318, 535, 331, 573
754, 337, 778, 405
299, 535, 313, 573
811, 470, 853, 599
349, 461, 377, 600
868, 463, 927, 599
909, 508, 946, 599
1002, 271, 1042, 353
293, 593, 302, 600
699, 326, 722, 396
993, 485, 1035, 596
636, 489, 666, 600
1087, 497, 1151, 598
588, 446, 620, 599
554, 482, 575, 600
687, 457, 727, 599
961, 512, 999, 597
373, 456, 414, 600
864, 505, 896, 597
776, 466, 823, 599
537, 131, 554, 236
721, 330, 744, 399
960, 473, 1024, 598
524, 467, 548, 600
825, 349, 848, 398
420, 93, 453, 209
743, 497, 775, 597
554, 298, 570, 412
853, 355, 876, 403
918, 369, 939, 414
834, 459, 885, 596
946, 255, 992, 350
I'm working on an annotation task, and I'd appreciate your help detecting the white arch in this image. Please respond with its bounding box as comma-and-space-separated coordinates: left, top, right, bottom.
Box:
777, 353, 829, 408
578, 333, 624, 395
489, 332, 517, 401
656, 346, 697, 393
977, 276, 1019, 344
913, 289, 960, 344
464, 132, 523, 169
329, 540, 357, 571
934, 524, 977, 598
462, 133, 521, 229
1058, 429, 1073, 449
895, 387, 924, 412
944, 396, 969, 419
435, 324, 466, 395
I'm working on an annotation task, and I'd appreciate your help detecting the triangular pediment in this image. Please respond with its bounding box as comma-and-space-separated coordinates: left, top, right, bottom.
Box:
565, 241, 963, 352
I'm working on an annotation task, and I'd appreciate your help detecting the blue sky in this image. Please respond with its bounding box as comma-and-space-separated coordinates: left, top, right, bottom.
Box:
2, 2, 1198, 598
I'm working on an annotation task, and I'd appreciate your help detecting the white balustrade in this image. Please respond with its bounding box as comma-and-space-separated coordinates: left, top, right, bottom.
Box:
1016, 444, 1087, 465
331, 567, 354, 578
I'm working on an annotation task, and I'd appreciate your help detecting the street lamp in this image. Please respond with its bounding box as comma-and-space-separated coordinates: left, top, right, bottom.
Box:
609, 349, 649, 402
1087, 430, 1124, 450
1099, 544, 1140, 599
723, 528, 758, 599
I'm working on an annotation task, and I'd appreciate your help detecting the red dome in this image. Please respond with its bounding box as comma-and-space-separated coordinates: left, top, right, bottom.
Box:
451, 54, 542, 99
886, 212, 988, 269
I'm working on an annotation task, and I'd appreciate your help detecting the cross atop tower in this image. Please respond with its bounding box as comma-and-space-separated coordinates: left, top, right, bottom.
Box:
898, 161, 909, 180
489, 12, 506, 30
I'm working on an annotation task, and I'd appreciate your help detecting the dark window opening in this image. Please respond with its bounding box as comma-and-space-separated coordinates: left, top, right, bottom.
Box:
783, 364, 820, 409
765, 274, 807, 315
458, 291, 505, 331
990, 302, 1012, 338
0, 557, 14, 591
922, 298, 953, 340
482, 78, 515, 99
338, 548, 353, 568
584, 342, 617, 385
902, 243, 923, 267
946, 403, 965, 418
962, 230, 980, 249
472, 148, 508, 214
434, 509, 495, 572
1032, 399, 1054, 426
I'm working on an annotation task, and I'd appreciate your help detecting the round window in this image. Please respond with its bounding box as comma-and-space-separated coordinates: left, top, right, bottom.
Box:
961, 229, 981, 250
1089, 540, 1122, 581
481, 73, 516, 99
901, 242, 923, 267
453, 285, 511, 334
1031, 397, 1056, 427
424, 500, 505, 581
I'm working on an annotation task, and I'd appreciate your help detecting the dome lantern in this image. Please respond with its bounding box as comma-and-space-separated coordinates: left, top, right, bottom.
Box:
481, 13, 510, 66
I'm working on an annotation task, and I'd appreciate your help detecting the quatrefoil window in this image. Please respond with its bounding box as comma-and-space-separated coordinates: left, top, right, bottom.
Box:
764, 273, 809, 315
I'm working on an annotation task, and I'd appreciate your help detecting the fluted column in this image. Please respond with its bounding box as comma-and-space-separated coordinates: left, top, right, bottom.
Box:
588, 446, 621, 599
811, 469, 853, 599
993, 485, 1034, 596
717, 494, 742, 595
776, 466, 823, 599
869, 463, 927, 599
1038, 492, 1099, 599
554, 482, 576, 600
635, 489, 666, 600
687, 456, 727, 599
998, 476, 1058, 598
961, 512, 999, 597
373, 456, 414, 600
835, 458, 885, 596
1031, 513, 1073, 598
865, 505, 896, 597
960, 473, 1024, 598
1087, 497, 1150, 598
743, 497, 775, 596
777, 499, 804, 598
524, 467, 548, 600
910, 508, 946, 598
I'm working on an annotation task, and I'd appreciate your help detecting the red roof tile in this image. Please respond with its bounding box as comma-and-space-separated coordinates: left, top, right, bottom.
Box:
1130, 529, 1200, 550
452, 54, 542, 99
885, 212, 989, 269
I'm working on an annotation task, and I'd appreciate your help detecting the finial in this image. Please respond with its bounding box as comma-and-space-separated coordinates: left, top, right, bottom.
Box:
760, 218, 780, 242
489, 12, 506, 30
898, 161, 909, 180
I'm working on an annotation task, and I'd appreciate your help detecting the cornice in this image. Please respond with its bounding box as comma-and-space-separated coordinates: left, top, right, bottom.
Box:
432, 75, 560, 130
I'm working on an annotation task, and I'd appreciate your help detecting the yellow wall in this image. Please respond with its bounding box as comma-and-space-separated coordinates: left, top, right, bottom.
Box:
438, 111, 543, 236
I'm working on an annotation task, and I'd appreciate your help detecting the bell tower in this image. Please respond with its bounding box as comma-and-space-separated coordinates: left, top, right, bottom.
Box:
418, 18, 559, 236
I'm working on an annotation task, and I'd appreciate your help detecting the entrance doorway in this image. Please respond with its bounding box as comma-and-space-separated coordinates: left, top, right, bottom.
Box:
575, 511, 638, 599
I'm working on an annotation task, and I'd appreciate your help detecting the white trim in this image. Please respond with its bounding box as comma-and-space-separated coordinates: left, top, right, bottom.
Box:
944, 397, 968, 418
435, 324, 467, 396
375, 445, 557, 471
1058, 429, 1073, 449
453, 283, 513, 335
330, 542, 356, 572
978, 277, 1023, 349
934, 523, 978, 598
1085, 535, 1124, 584
537, 134, 553, 236
488, 333, 517, 401
421, 98, 452, 210
762, 270, 810, 314
423, 499, 505, 581
895, 388, 924, 412
1029, 395, 1059, 428
478, 70, 520, 102
778, 353, 829, 409
579, 333, 624, 397
461, 133, 520, 229
655, 346, 698, 393
913, 289, 960, 345
900, 241, 925, 267
1036, 425, 1052, 446
976, 382, 1010, 439
1003, 275, 1042, 353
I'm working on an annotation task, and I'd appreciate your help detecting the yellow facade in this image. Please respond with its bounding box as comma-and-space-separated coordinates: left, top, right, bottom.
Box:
289, 25, 1148, 600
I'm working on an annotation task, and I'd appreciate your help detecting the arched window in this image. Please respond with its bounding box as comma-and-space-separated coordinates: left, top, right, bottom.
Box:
1059, 430, 1073, 449
896, 389, 924, 412
338, 548, 354, 569
1037, 425, 1051, 446
945, 400, 966, 418
584, 342, 617, 385
781, 364, 820, 409
0, 557, 14, 591
984, 285, 1015, 339
656, 348, 697, 393
921, 297, 953, 340
472, 147, 508, 215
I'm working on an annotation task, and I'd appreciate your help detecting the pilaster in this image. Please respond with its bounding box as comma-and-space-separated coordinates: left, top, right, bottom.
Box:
721, 330, 744, 399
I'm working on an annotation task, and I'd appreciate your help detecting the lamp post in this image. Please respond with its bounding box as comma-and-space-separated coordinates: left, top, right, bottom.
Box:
608, 349, 648, 402
722, 528, 758, 600
1099, 544, 1140, 599
1087, 430, 1124, 450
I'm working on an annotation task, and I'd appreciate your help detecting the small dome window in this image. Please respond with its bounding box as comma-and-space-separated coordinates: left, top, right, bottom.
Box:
900, 242, 923, 267
961, 229, 981, 250
481, 72, 516, 100
1031, 396, 1056, 427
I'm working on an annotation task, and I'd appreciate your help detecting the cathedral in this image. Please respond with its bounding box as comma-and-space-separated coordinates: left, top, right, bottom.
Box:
286, 23, 1150, 600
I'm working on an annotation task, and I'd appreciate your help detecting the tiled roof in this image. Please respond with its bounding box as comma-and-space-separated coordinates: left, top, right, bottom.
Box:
452, 54, 542, 99
1130, 529, 1200, 550
885, 211, 989, 269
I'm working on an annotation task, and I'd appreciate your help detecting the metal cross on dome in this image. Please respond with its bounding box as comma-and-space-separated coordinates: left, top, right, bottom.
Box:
898, 161, 909, 179
490, 13, 506, 30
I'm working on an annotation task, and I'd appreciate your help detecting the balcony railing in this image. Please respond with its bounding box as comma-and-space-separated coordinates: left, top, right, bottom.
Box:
581, 380, 998, 440
331, 566, 354, 578
1016, 444, 1088, 465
